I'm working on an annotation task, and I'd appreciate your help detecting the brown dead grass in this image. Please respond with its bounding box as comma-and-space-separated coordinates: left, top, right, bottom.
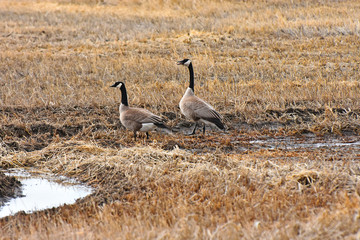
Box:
1, 140, 360, 239
1, 0, 360, 239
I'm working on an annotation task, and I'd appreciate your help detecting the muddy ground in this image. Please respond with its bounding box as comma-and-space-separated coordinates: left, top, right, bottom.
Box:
0, 172, 22, 207
1, 105, 360, 153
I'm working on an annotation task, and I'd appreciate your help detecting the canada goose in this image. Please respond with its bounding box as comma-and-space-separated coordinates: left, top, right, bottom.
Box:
110, 81, 171, 140
177, 59, 225, 135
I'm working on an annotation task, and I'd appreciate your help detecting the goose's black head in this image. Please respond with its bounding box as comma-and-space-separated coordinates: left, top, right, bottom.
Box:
110, 81, 125, 88
111, 81, 128, 106
177, 59, 191, 67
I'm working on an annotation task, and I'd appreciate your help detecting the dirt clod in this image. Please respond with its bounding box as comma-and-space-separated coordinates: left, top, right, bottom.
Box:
0, 172, 22, 206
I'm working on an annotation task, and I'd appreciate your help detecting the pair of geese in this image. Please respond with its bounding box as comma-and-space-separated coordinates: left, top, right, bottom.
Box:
110, 59, 225, 140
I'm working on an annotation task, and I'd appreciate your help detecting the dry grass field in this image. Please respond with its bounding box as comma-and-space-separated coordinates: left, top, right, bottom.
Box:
1, 0, 360, 239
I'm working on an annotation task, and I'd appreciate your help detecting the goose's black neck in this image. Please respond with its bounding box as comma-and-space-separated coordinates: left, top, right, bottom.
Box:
188, 62, 194, 91
120, 85, 128, 106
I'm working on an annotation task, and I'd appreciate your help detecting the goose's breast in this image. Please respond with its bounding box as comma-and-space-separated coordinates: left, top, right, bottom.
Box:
179, 97, 201, 121
120, 112, 142, 131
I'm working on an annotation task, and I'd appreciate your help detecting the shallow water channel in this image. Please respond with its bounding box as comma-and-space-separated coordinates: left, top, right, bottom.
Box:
248, 135, 360, 150
0, 169, 92, 218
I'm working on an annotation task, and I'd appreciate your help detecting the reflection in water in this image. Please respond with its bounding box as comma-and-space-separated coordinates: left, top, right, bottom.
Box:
0, 170, 92, 218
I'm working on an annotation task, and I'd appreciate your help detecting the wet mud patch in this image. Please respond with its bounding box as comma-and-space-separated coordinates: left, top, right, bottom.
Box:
1, 106, 360, 155
158, 132, 360, 160
0, 106, 122, 152
0, 172, 22, 207
247, 134, 360, 151
158, 133, 250, 154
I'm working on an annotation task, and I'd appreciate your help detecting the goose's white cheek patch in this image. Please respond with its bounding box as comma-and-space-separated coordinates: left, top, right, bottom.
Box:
184, 60, 191, 67
140, 123, 156, 132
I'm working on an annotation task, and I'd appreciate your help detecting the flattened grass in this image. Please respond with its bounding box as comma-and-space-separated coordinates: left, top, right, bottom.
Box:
1, 140, 359, 239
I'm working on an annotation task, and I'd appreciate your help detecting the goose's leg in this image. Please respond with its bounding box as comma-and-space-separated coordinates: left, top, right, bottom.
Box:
133, 131, 137, 141
202, 124, 206, 135
189, 123, 198, 135
146, 132, 150, 139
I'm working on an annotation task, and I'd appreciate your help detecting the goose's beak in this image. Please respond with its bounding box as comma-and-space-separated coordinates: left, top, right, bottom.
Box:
110, 83, 117, 87
176, 61, 183, 65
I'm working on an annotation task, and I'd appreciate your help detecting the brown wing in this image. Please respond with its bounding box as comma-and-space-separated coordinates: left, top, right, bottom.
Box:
183, 96, 221, 119
182, 96, 224, 130
122, 108, 164, 124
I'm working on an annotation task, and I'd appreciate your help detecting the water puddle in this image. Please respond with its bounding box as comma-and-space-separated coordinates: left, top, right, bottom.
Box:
0, 169, 92, 218
248, 135, 360, 150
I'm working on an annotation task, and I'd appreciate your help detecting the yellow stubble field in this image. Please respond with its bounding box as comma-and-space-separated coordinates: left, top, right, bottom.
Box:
1, 0, 360, 239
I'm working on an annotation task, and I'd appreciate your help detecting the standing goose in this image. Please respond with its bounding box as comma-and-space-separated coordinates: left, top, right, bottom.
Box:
177, 59, 225, 135
110, 81, 171, 140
